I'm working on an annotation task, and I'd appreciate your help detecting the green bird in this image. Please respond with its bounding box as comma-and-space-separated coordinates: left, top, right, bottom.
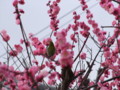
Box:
46, 41, 56, 58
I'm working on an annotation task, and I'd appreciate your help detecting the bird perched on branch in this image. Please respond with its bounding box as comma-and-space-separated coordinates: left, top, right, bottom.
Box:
46, 41, 56, 58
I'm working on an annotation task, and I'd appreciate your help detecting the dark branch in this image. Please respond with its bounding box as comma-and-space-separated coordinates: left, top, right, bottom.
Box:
84, 75, 120, 90
112, 0, 120, 4
101, 26, 120, 28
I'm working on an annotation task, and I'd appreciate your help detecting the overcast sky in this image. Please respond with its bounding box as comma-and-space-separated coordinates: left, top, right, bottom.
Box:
0, 0, 115, 43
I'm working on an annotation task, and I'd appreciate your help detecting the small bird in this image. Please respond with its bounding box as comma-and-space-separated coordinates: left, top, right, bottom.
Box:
46, 41, 56, 58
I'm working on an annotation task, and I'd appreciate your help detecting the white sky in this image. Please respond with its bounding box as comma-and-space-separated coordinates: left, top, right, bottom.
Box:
0, 0, 114, 45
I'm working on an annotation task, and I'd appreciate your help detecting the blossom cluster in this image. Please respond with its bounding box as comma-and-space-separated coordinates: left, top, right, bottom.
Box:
0, 0, 120, 90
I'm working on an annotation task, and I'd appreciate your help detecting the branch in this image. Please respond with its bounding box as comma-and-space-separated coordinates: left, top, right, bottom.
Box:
84, 75, 120, 90
72, 70, 85, 81
0, 33, 25, 68
15, 5, 35, 66
77, 47, 102, 90
74, 34, 90, 62
93, 67, 107, 90
112, 0, 120, 4
101, 26, 120, 28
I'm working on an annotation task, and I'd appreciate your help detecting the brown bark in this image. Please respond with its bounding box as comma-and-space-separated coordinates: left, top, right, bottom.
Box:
59, 67, 74, 90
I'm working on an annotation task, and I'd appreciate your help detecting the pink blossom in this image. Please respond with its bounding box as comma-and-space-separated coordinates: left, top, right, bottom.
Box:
100, 0, 109, 7
88, 19, 93, 25
59, 58, 73, 68
59, 50, 73, 68
16, 19, 20, 25
107, 37, 115, 46
36, 70, 48, 82
105, 2, 114, 14
0, 30, 10, 42
33, 50, 38, 55
112, 20, 117, 26
20, 39, 24, 44
29, 33, 34, 38
73, 15, 80, 20
112, 8, 120, 16
39, 64, 46, 70
65, 42, 73, 49
80, 52, 86, 59
48, 1, 60, 31
50, 20, 59, 31
110, 82, 115, 87
103, 46, 110, 52
37, 44, 46, 55
70, 34, 77, 43
79, 22, 89, 30
56, 0, 61, 3
100, 86, 109, 90
29, 66, 39, 77
18, 84, 31, 90
113, 28, 119, 37
52, 5, 60, 15
98, 35, 106, 42
31, 37, 41, 48
82, 5, 88, 10
104, 51, 111, 58
48, 79, 56, 85
14, 44, 23, 53
86, 13, 93, 19
48, 72, 57, 79
93, 28, 100, 35
19, 0, 25, 5
55, 38, 67, 50
100, 76, 105, 81
1, 87, 6, 90
32, 59, 38, 65
60, 50, 73, 59
0, 64, 15, 79
43, 38, 52, 46
9, 50, 18, 57
89, 81, 94, 86
71, 24, 78, 31
55, 30, 67, 39
80, 31, 89, 38
0, 74, 4, 81
45, 61, 55, 70
17, 81, 24, 87
91, 21, 98, 29
13, 0, 18, 7
19, 9, 25, 14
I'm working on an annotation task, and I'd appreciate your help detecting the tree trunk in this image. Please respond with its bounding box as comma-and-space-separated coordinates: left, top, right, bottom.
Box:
59, 67, 74, 90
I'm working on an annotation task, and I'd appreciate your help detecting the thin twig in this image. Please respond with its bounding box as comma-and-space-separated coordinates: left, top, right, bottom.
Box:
74, 34, 90, 62
112, 0, 120, 4
16, 5, 32, 66
84, 75, 120, 90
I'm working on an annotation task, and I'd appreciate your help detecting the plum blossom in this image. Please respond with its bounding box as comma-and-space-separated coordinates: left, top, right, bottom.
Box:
32, 59, 38, 65
43, 38, 52, 46
47, 0, 60, 31
9, 50, 18, 57
29, 66, 39, 77
16, 19, 20, 25
70, 34, 77, 43
59, 50, 74, 68
36, 70, 48, 82
14, 44, 23, 53
0, 30, 10, 42
48, 79, 56, 85
80, 52, 86, 59
13, 0, 18, 7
